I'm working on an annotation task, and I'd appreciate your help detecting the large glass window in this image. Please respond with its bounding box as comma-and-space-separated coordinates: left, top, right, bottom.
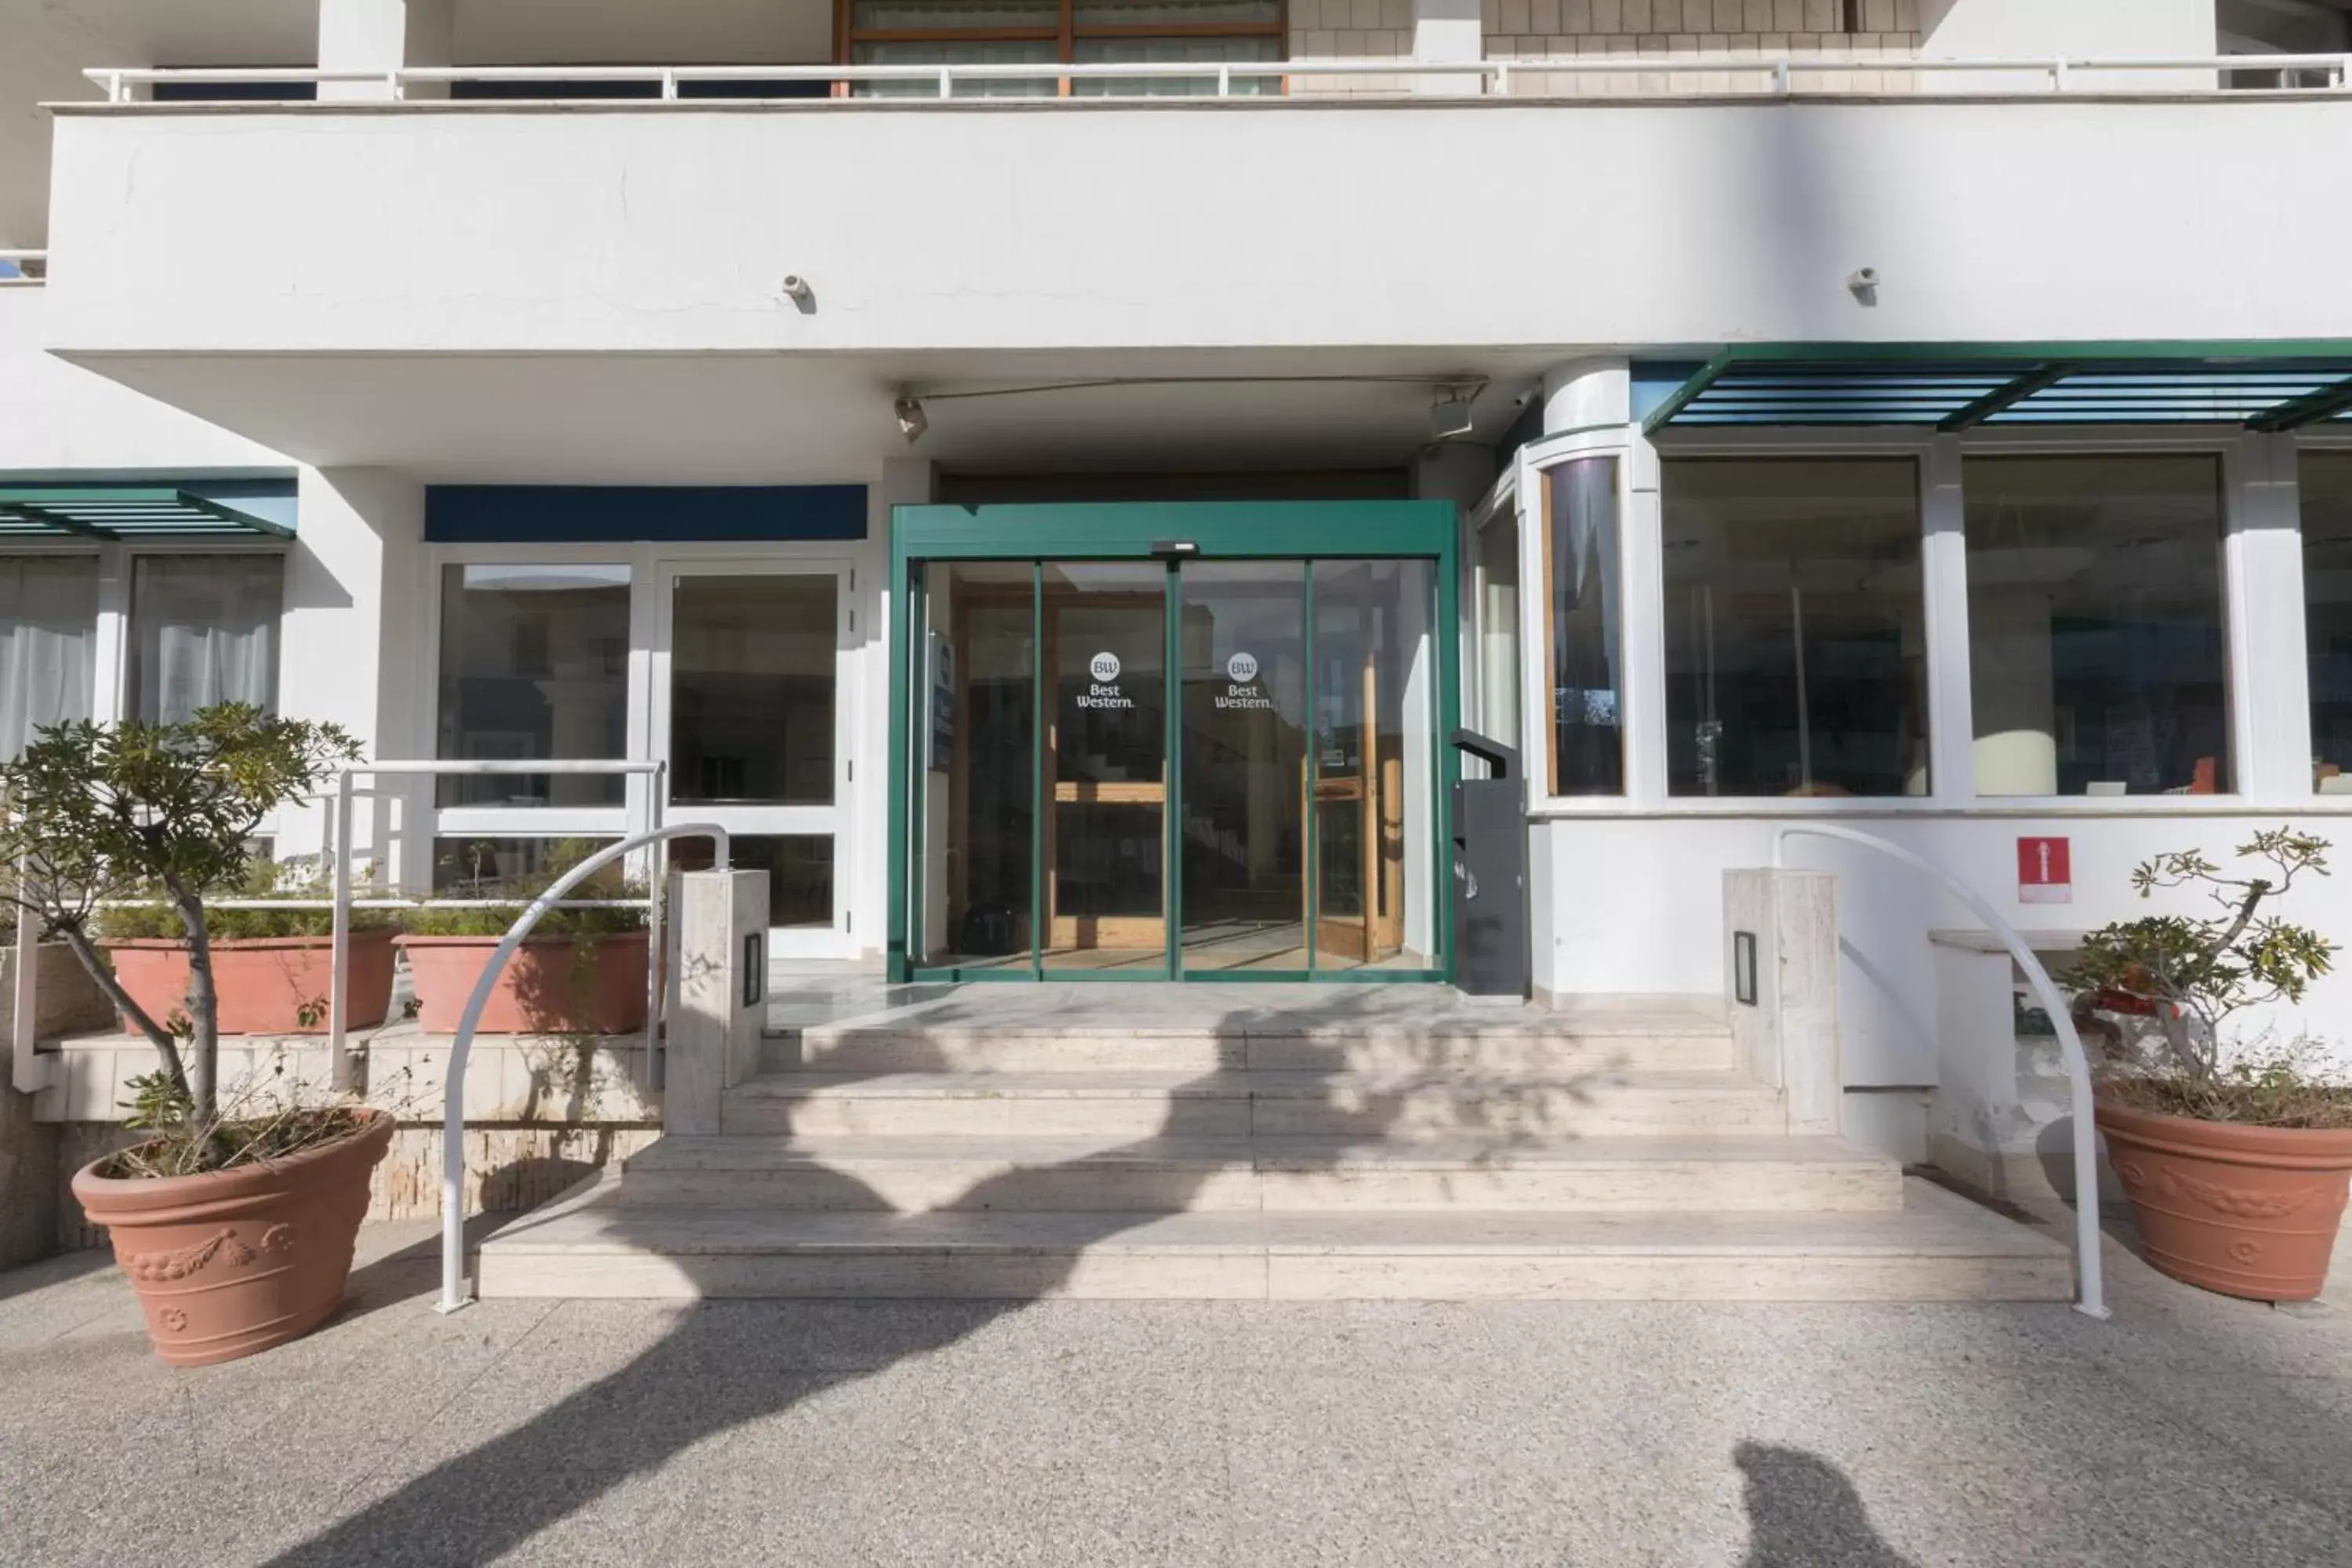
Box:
846, 0, 1283, 97
2302, 452, 2352, 793
129, 554, 285, 724
1965, 456, 2228, 797
0, 557, 98, 758
437, 563, 630, 808
670, 575, 837, 805
1664, 459, 1927, 798
1544, 458, 1624, 796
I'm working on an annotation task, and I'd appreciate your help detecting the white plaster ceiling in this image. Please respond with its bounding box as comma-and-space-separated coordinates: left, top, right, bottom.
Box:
54, 347, 1555, 483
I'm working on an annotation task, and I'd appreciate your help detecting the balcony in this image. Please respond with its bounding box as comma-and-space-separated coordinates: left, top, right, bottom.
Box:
30, 54, 2352, 477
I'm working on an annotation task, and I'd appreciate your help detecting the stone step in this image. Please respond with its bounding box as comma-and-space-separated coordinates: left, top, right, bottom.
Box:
718, 1069, 1786, 1141
618, 1133, 1901, 1213
476, 1174, 2073, 1303
775, 1024, 1737, 1076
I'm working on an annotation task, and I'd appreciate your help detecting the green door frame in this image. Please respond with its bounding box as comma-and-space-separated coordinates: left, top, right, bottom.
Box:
886, 501, 1461, 984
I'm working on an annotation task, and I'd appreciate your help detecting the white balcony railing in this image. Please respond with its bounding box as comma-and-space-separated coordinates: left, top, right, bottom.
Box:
73, 53, 2352, 105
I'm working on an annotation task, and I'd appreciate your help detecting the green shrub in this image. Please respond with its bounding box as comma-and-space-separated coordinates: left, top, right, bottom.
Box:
98, 858, 396, 942
405, 837, 647, 938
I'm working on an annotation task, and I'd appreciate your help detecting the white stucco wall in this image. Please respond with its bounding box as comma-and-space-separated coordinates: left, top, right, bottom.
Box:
41, 95, 2352, 360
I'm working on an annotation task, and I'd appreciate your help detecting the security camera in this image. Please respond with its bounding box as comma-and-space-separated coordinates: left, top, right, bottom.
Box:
1509, 389, 1537, 411
1846, 267, 1880, 296
782, 274, 815, 312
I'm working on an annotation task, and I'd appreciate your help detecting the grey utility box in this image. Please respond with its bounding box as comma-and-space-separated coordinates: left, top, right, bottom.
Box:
1450, 730, 1530, 1002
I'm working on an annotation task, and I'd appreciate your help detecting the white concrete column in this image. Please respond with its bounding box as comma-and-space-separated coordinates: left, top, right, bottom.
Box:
1724, 868, 1841, 1138
1410, 0, 1483, 96
1919, 435, 1976, 803
317, 0, 454, 101
277, 467, 430, 886
665, 869, 769, 1137
2230, 432, 2314, 804
1541, 358, 1630, 437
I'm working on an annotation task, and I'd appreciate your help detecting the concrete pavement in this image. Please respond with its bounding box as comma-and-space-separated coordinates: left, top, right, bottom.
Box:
4, 1205, 2350, 1567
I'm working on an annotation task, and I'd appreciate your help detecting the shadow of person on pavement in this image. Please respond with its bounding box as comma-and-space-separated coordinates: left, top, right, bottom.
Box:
1735, 1441, 1918, 1568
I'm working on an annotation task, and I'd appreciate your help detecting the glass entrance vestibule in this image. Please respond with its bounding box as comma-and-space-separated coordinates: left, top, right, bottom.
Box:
887, 503, 1460, 982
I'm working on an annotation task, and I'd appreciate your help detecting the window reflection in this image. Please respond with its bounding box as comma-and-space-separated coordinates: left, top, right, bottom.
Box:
1664, 459, 1927, 798
1965, 456, 2227, 797
436, 563, 630, 808
2302, 452, 2352, 794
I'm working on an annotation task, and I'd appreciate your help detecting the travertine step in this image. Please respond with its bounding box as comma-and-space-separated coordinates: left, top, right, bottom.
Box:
718, 1069, 1785, 1141
476, 1175, 2072, 1303
779, 1022, 1737, 1076
619, 1134, 1903, 1213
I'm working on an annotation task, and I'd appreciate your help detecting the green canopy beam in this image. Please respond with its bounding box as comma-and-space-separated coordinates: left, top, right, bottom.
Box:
0, 486, 295, 540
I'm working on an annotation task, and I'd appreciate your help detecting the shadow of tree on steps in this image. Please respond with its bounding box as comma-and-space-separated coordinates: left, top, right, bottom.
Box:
262, 984, 1613, 1567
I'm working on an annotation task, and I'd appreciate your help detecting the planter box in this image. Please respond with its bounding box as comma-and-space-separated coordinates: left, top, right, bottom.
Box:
0, 942, 117, 1040
397, 932, 649, 1035
102, 931, 397, 1036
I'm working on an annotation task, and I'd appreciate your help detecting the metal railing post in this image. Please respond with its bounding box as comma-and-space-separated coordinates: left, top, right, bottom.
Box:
1774, 823, 2109, 1320
328, 770, 355, 1091
437, 821, 728, 1314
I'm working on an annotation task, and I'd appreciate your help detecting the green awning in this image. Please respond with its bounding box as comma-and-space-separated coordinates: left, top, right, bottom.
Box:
1639, 342, 2352, 436
0, 485, 296, 542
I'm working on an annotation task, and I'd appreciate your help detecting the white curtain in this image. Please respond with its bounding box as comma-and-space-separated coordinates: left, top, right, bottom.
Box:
132, 555, 285, 724
0, 557, 98, 759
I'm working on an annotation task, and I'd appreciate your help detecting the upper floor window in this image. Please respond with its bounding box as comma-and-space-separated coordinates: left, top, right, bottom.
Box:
1965, 455, 2228, 798
844, 0, 1284, 97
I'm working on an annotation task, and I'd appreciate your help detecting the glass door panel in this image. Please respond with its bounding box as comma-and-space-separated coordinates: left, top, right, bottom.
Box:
1311, 560, 1437, 973
656, 565, 851, 956
1040, 563, 1167, 973
917, 561, 1036, 971
1179, 562, 1308, 972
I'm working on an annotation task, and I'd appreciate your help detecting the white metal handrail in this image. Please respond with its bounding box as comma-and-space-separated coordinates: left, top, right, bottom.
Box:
76, 53, 2352, 104
436, 822, 728, 1313
1774, 823, 2109, 1320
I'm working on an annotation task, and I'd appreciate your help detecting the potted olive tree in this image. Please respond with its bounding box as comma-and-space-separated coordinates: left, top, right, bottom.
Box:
2069, 829, 2352, 1302
0, 704, 392, 1366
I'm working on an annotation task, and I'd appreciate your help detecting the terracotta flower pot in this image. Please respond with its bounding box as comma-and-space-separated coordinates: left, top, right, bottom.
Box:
102, 930, 397, 1036
396, 931, 649, 1035
2096, 1098, 2352, 1301
71, 1109, 394, 1367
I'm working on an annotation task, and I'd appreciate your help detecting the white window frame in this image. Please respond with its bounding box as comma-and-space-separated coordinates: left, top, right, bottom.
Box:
652, 555, 858, 958
1519, 428, 1642, 807
424, 539, 864, 950
1518, 423, 2270, 820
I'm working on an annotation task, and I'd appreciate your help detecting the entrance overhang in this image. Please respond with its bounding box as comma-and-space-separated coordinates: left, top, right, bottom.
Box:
1639, 341, 2352, 436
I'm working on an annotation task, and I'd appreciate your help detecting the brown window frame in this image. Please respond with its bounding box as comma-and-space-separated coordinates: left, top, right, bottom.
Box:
833, 0, 1288, 96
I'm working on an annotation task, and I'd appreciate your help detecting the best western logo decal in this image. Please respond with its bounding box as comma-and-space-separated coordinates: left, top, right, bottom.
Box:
1216, 650, 1272, 710
1079, 651, 1133, 710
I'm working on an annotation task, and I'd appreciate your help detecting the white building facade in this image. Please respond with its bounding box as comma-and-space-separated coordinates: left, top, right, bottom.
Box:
5, 0, 2352, 1166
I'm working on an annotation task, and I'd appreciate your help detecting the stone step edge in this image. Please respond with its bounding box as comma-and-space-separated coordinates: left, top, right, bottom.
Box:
624, 1134, 1891, 1174
724, 1069, 1772, 1101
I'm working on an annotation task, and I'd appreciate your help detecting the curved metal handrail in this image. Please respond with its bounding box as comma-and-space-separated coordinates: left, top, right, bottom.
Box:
436, 823, 730, 1314
1774, 823, 2109, 1320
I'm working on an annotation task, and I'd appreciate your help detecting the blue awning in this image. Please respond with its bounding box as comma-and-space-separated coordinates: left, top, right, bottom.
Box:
1639, 343, 2352, 435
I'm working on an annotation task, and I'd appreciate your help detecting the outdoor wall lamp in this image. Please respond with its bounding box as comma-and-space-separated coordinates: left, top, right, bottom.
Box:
893, 392, 927, 443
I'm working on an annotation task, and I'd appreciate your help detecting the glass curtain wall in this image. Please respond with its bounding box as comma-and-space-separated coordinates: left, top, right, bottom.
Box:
1544, 457, 1625, 796
435, 564, 631, 808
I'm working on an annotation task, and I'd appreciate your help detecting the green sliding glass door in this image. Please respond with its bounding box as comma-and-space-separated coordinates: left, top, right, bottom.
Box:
889, 503, 1457, 983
